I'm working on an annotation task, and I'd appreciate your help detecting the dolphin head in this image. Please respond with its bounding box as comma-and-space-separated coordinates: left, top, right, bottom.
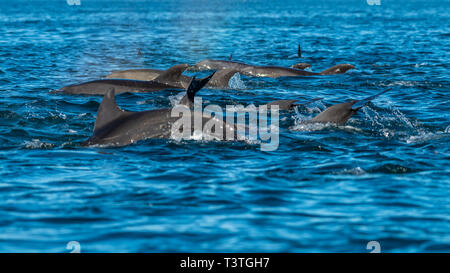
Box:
53, 84, 78, 94
339, 64, 356, 73
320, 64, 355, 75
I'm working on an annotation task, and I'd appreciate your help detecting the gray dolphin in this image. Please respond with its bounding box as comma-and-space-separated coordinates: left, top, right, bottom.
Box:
191, 59, 354, 78
106, 66, 239, 89
82, 72, 238, 147
309, 88, 391, 125
56, 64, 190, 95
240, 64, 355, 78
265, 89, 390, 124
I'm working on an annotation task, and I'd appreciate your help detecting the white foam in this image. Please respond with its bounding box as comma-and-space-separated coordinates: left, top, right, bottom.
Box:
228, 73, 246, 90
23, 139, 54, 149
335, 167, 367, 175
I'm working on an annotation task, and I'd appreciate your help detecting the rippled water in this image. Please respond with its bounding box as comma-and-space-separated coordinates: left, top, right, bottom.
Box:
0, 0, 449, 252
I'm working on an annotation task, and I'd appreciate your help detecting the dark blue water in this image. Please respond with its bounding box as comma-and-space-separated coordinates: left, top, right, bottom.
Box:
0, 0, 449, 252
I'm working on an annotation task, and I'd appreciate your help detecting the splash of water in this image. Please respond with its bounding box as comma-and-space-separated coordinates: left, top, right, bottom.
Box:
228, 73, 246, 90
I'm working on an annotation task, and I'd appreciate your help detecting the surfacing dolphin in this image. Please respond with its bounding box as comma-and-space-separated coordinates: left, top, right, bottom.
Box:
263, 89, 390, 126
82, 72, 238, 147
264, 89, 390, 125
106, 65, 239, 89
191, 59, 354, 78
240, 64, 355, 78
55, 64, 190, 95
308, 88, 391, 125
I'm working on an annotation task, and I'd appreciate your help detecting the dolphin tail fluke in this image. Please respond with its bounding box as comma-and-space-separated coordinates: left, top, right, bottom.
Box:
207, 69, 239, 88
319, 64, 355, 75
154, 64, 189, 83
180, 72, 216, 106
351, 88, 392, 110
93, 88, 129, 132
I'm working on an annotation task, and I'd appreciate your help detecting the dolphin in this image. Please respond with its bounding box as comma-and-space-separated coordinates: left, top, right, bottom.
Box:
55, 64, 190, 95
309, 88, 391, 125
191, 59, 354, 78
82, 72, 238, 147
265, 89, 390, 125
240, 64, 355, 78
106, 66, 239, 89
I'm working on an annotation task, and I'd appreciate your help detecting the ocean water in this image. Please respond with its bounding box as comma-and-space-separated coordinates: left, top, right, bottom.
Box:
0, 0, 449, 253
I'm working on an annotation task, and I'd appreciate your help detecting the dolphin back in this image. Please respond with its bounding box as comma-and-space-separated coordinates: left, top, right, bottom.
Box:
153, 64, 189, 85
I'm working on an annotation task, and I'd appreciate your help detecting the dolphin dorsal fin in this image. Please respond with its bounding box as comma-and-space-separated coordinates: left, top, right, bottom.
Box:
229, 53, 233, 60
154, 64, 189, 84
94, 88, 127, 132
298, 43, 302, 58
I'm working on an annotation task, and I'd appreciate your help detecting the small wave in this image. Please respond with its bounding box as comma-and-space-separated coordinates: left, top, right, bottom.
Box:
414, 62, 428, 68
136, 100, 148, 105
380, 81, 418, 87
405, 130, 449, 144
289, 121, 363, 133
369, 163, 416, 174
23, 139, 54, 149
335, 167, 367, 175
361, 105, 445, 144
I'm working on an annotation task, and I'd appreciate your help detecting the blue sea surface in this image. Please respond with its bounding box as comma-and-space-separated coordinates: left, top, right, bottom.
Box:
0, 0, 449, 252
